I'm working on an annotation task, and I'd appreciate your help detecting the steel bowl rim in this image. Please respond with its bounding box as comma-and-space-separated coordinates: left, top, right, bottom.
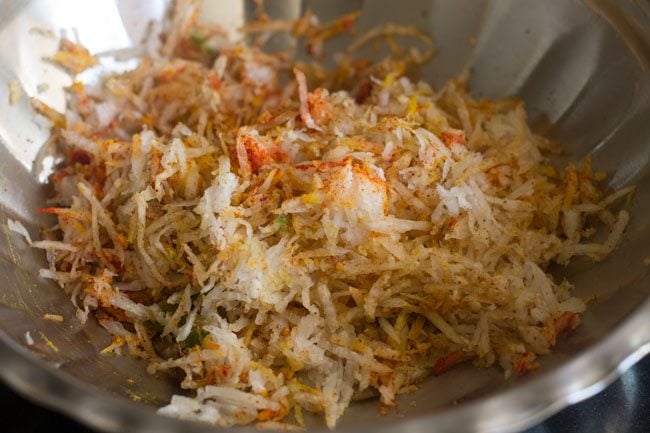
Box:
0, 296, 648, 433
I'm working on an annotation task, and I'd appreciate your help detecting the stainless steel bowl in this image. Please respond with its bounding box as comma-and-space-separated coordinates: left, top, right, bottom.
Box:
1, 1, 649, 432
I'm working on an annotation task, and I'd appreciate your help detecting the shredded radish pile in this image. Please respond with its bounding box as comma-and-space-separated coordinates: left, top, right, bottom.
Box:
23, 0, 632, 429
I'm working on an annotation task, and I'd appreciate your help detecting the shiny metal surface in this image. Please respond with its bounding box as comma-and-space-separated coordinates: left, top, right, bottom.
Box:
4, 356, 650, 433
0, 1, 649, 432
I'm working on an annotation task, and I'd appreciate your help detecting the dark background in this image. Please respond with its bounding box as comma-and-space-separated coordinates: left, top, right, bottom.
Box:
1, 356, 649, 433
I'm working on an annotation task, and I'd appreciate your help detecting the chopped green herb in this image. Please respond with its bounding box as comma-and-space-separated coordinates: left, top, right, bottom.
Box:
203, 45, 218, 56
183, 328, 208, 348
276, 215, 289, 231
190, 33, 207, 47
190, 33, 218, 56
